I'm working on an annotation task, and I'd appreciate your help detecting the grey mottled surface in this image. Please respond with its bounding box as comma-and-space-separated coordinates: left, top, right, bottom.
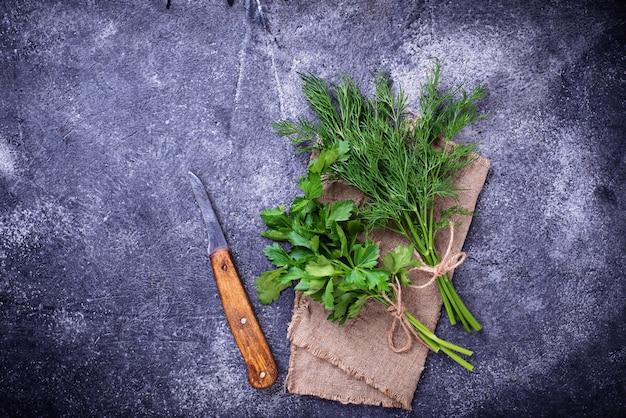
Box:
1, 0, 624, 416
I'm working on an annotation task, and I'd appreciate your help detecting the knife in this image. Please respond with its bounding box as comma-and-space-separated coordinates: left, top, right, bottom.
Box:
188, 171, 278, 389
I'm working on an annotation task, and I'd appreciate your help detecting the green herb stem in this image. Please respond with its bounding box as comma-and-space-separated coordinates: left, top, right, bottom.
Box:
404, 311, 474, 371
371, 294, 474, 370
403, 211, 428, 255
436, 278, 457, 326
439, 277, 482, 332
440, 346, 474, 372
439, 277, 472, 332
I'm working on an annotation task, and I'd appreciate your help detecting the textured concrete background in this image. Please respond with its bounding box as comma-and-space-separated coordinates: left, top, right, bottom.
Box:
1, 0, 624, 416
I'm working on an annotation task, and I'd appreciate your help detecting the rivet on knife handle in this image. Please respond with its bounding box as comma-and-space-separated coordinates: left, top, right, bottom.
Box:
209, 248, 278, 389
188, 171, 278, 389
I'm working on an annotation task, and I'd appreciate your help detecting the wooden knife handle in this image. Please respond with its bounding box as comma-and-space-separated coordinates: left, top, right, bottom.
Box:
209, 248, 278, 389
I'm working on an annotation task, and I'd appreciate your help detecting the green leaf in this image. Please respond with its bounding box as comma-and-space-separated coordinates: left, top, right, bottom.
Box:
363, 269, 390, 291
383, 245, 420, 275
330, 248, 343, 260
295, 278, 327, 296
396, 269, 410, 287
299, 172, 323, 200
305, 256, 336, 277
326, 200, 356, 228
260, 206, 291, 230
261, 229, 290, 241
288, 230, 312, 249
352, 243, 380, 269
279, 266, 308, 285
333, 222, 348, 258
308, 154, 326, 175
289, 247, 314, 264
322, 280, 334, 310
335, 140, 350, 162
347, 293, 371, 319
318, 204, 331, 231
345, 268, 367, 290
309, 144, 350, 175
346, 219, 364, 236
255, 268, 289, 304
293, 279, 310, 291
263, 243, 293, 268
309, 234, 320, 252
290, 196, 313, 214
329, 291, 357, 324
272, 120, 299, 138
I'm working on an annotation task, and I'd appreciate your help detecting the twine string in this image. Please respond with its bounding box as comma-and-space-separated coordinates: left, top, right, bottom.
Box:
411, 222, 466, 289
382, 222, 467, 353
382, 278, 429, 353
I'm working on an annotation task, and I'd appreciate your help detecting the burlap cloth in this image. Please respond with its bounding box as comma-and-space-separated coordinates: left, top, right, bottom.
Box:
285, 153, 490, 410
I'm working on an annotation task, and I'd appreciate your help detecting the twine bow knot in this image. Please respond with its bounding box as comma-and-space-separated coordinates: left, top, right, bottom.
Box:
383, 222, 466, 353
411, 222, 466, 289
381, 278, 424, 353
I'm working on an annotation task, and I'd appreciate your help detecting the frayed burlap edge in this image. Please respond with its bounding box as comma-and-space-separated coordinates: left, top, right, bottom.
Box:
286, 294, 409, 409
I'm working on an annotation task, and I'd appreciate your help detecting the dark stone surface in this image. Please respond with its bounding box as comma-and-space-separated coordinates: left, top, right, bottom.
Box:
1, 0, 624, 416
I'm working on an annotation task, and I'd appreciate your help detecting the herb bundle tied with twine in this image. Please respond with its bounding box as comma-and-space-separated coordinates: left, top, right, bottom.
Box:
257, 62, 488, 372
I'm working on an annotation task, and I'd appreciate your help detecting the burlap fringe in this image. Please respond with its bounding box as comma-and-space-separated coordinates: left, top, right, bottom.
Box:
286, 294, 415, 410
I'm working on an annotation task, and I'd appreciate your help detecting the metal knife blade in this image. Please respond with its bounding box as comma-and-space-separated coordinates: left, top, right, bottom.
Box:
188, 171, 228, 253
188, 171, 278, 389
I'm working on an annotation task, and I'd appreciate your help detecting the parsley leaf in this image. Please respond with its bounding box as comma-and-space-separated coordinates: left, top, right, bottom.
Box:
263, 243, 293, 268
255, 268, 289, 304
